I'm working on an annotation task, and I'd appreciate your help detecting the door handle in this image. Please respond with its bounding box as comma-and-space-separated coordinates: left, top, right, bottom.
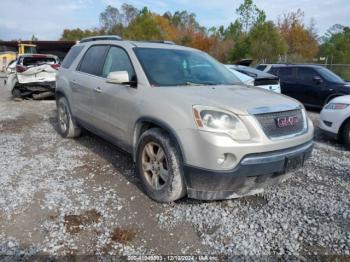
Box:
94, 87, 102, 93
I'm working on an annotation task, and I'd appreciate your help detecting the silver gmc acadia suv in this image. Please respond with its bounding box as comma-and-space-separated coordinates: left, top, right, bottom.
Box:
56, 35, 314, 202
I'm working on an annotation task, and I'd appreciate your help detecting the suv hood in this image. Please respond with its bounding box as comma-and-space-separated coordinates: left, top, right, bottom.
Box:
156, 84, 301, 115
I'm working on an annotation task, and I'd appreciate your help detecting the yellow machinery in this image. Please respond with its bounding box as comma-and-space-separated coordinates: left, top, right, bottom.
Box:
0, 43, 37, 72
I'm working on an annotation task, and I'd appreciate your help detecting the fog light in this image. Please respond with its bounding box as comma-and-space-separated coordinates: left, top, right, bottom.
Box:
217, 155, 226, 165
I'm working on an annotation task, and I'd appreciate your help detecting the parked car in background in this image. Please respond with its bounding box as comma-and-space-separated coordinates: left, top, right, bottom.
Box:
4, 59, 17, 88
56, 36, 314, 203
320, 95, 350, 146
225, 65, 255, 86
226, 64, 281, 93
11, 54, 60, 99
264, 64, 350, 108
256, 64, 281, 73
6, 59, 16, 75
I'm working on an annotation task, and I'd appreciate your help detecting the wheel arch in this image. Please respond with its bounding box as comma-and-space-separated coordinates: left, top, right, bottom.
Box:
132, 117, 185, 163
324, 92, 347, 105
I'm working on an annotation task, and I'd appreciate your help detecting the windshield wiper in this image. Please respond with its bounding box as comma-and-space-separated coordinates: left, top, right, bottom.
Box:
186, 81, 218, 86
186, 82, 203, 86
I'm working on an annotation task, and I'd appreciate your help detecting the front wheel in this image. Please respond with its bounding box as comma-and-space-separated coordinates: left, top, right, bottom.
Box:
136, 128, 186, 203
342, 120, 350, 147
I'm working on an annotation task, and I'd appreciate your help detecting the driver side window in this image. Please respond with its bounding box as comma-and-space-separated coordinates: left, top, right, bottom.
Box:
102, 46, 135, 80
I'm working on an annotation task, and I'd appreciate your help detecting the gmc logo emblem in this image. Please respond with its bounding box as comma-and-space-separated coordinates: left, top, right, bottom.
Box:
276, 116, 299, 128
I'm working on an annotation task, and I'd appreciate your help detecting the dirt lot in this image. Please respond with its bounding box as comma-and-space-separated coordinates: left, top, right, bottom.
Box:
0, 76, 349, 259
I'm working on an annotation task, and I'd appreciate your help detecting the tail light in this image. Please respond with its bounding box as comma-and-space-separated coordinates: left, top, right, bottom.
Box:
16, 65, 27, 73
50, 64, 60, 70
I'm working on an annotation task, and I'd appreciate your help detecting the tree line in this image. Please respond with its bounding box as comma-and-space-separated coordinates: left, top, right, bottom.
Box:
60, 0, 350, 64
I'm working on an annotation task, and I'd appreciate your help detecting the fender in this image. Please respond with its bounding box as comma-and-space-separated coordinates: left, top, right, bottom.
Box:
325, 92, 347, 105
133, 117, 186, 163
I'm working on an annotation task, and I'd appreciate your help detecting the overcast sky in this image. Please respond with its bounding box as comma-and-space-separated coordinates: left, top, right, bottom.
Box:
0, 0, 349, 40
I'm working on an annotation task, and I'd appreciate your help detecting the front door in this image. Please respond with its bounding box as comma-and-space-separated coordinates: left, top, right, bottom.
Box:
92, 45, 138, 145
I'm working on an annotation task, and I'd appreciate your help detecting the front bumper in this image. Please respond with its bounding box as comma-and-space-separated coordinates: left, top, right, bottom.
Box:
319, 109, 344, 139
184, 141, 313, 200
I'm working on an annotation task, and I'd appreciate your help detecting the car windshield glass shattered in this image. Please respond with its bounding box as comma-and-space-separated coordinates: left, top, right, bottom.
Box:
134, 47, 240, 87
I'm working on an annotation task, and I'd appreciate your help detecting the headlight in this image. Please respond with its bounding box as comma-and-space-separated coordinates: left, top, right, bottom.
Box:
192, 105, 251, 141
325, 103, 349, 110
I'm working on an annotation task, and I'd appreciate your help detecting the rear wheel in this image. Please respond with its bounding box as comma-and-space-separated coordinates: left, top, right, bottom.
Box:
342, 120, 350, 147
57, 96, 81, 138
136, 128, 186, 202
11, 87, 22, 99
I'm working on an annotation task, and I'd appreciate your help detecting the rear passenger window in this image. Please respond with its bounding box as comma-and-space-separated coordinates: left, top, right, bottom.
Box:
297, 68, 316, 81
61, 46, 84, 69
78, 45, 109, 76
278, 67, 293, 78
102, 46, 135, 79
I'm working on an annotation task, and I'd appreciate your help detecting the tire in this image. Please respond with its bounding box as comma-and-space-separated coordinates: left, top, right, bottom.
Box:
57, 96, 81, 138
136, 128, 186, 202
342, 120, 350, 147
11, 87, 22, 99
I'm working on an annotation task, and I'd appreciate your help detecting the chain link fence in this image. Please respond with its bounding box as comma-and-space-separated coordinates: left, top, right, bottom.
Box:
323, 64, 350, 82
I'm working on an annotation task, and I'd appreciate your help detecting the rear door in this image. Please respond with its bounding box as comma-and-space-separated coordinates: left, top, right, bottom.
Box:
92, 45, 137, 145
16, 55, 59, 84
71, 45, 109, 124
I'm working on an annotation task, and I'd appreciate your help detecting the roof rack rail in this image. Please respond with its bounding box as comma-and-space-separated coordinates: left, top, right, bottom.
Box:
80, 35, 122, 43
141, 40, 176, 45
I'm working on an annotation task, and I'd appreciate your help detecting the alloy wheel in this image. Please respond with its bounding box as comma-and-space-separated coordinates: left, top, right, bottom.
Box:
58, 102, 68, 133
141, 142, 169, 190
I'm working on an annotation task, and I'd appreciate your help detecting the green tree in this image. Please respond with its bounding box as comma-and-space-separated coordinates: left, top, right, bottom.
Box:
123, 11, 163, 40
236, 0, 266, 33
320, 25, 350, 64
230, 36, 250, 61
164, 10, 204, 33
223, 21, 243, 40
60, 28, 102, 41
248, 21, 287, 62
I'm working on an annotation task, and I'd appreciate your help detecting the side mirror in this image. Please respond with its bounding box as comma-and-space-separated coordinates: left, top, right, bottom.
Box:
106, 71, 130, 84
313, 76, 323, 84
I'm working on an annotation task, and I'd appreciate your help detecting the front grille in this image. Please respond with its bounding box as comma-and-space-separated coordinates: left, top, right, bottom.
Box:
254, 78, 279, 86
254, 109, 306, 139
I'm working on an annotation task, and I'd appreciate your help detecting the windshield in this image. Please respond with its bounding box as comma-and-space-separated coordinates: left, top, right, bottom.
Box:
134, 48, 240, 86
24, 46, 37, 54
316, 67, 344, 84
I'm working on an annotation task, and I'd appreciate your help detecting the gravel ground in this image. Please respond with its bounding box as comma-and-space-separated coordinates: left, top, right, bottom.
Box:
0, 77, 349, 259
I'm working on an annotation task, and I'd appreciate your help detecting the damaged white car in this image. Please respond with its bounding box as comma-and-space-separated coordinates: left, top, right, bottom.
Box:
11, 54, 60, 99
